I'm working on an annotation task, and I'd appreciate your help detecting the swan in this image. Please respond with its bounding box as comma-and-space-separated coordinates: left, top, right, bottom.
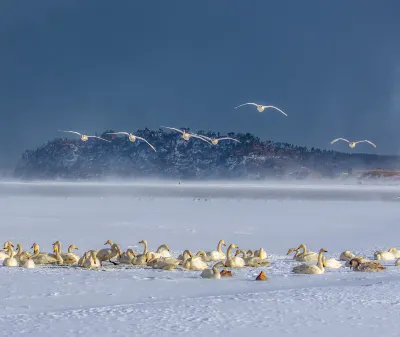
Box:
83, 251, 101, 269
183, 251, 209, 271
153, 244, 171, 258
21, 253, 35, 268
339, 250, 355, 261
14, 244, 28, 264
295, 244, 319, 262
254, 248, 267, 259
225, 244, 245, 268
132, 240, 149, 265
78, 252, 89, 266
349, 258, 385, 272
330, 138, 376, 149
197, 135, 240, 145
2, 245, 18, 267
118, 249, 136, 264
161, 126, 212, 144
292, 248, 327, 274
30, 243, 58, 264
286, 247, 301, 259
58, 130, 111, 142
374, 250, 395, 261
220, 270, 233, 277
96, 240, 122, 265
200, 262, 225, 279
178, 250, 192, 265
149, 255, 181, 270
235, 102, 288, 116
321, 256, 342, 269
60, 244, 80, 265
205, 240, 227, 261
388, 248, 400, 258
52, 244, 64, 265
235, 249, 269, 267
0, 241, 13, 260
106, 132, 156, 151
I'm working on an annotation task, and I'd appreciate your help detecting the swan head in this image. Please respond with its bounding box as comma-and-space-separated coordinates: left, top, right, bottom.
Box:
196, 251, 207, 258
31, 243, 39, 252
53, 245, 59, 253
230, 244, 239, 249
219, 240, 226, 246
69, 244, 78, 251
4, 241, 14, 249
139, 240, 147, 245
388, 248, 397, 253
296, 244, 306, 250
320, 248, 328, 253
286, 248, 296, 255
348, 258, 362, 269
104, 240, 113, 246
24, 252, 30, 259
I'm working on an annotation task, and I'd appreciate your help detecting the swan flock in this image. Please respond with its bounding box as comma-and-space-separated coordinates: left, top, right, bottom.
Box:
0, 240, 395, 280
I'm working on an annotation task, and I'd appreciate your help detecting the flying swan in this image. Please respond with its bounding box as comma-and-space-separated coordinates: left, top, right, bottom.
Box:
161, 127, 212, 144
58, 130, 111, 143
106, 132, 156, 151
197, 135, 241, 145
330, 138, 376, 148
235, 103, 288, 116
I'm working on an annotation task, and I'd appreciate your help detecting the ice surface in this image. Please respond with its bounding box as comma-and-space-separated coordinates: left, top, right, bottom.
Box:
0, 181, 400, 336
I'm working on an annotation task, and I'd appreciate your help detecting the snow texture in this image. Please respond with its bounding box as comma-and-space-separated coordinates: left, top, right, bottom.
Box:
0, 181, 400, 336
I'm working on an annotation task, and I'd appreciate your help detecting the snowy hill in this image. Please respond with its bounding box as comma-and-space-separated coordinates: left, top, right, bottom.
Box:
13, 128, 400, 180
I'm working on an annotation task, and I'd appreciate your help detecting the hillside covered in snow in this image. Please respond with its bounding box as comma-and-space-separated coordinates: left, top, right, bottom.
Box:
13, 128, 400, 180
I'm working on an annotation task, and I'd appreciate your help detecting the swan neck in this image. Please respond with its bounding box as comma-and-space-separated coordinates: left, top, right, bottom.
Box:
217, 241, 223, 253
143, 241, 148, 254
317, 251, 324, 271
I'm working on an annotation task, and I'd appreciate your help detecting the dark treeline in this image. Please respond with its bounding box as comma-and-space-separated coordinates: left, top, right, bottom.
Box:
13, 128, 400, 180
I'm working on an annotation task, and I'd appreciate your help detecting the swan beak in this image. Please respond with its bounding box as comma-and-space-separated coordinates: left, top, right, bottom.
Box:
323, 249, 328, 253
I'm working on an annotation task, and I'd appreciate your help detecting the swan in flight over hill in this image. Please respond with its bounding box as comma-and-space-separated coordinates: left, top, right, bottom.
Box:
198, 135, 241, 145
235, 103, 288, 116
106, 132, 156, 151
58, 130, 111, 143
330, 138, 376, 149
161, 126, 212, 144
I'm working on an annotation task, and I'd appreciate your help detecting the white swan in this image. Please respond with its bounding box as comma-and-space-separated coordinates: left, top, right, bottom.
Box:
83, 251, 101, 269
96, 240, 122, 265
59, 130, 111, 142
235, 249, 269, 267
106, 132, 156, 151
78, 252, 89, 266
286, 247, 301, 259
197, 135, 240, 145
161, 126, 212, 144
22, 253, 35, 268
321, 256, 342, 269
200, 262, 225, 279
339, 250, 355, 261
153, 244, 171, 258
374, 250, 395, 261
0, 241, 13, 260
177, 250, 192, 265
2, 245, 18, 267
330, 138, 376, 149
388, 248, 400, 258
254, 247, 267, 259
205, 240, 227, 261
55, 243, 79, 265
344, 256, 369, 267
292, 248, 327, 274
225, 244, 245, 268
14, 243, 28, 264
118, 249, 136, 264
235, 102, 288, 116
30, 243, 58, 264
183, 251, 209, 271
295, 244, 319, 262
132, 240, 149, 265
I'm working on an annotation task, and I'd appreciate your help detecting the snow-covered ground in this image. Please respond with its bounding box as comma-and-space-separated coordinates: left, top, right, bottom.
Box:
1, 181, 400, 336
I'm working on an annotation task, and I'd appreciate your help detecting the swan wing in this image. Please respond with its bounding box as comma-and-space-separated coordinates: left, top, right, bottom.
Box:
190, 134, 213, 144
235, 103, 258, 109
136, 137, 157, 152
161, 126, 184, 134
356, 140, 376, 148
216, 137, 240, 143
106, 132, 130, 136
263, 105, 288, 116
331, 138, 349, 144
59, 130, 82, 136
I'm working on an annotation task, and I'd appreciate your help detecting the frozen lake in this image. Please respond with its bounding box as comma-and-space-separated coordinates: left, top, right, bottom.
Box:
0, 181, 399, 336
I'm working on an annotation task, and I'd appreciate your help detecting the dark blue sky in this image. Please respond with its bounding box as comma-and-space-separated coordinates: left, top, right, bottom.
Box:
1, 1, 400, 167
